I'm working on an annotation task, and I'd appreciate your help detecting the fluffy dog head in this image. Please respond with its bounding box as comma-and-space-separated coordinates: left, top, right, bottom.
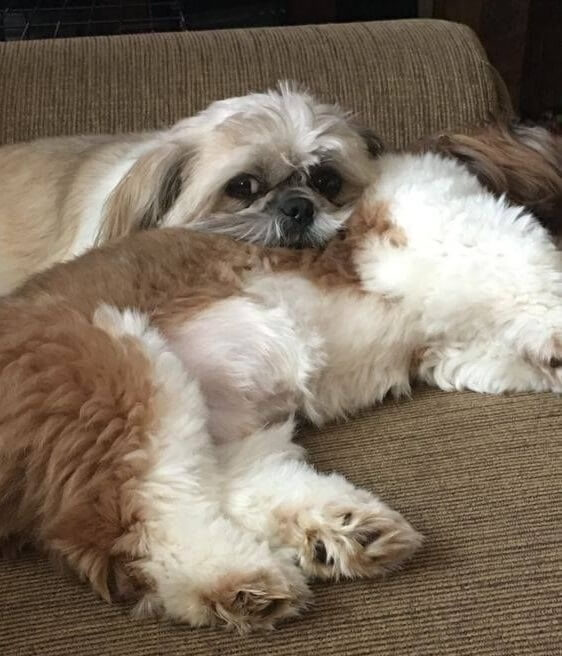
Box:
99, 83, 383, 248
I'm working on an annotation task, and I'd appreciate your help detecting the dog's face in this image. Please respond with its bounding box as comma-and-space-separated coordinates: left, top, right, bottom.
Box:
100, 85, 383, 248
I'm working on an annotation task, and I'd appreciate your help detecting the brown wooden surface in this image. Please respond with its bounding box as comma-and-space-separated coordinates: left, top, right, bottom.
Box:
520, 0, 562, 118
433, 0, 562, 118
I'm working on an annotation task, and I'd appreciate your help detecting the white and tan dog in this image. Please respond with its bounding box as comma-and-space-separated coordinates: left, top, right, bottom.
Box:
1, 150, 561, 631
0, 85, 380, 295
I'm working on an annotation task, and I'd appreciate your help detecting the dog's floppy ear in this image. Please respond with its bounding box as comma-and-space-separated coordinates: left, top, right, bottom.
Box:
351, 123, 385, 158
96, 142, 189, 245
359, 126, 385, 158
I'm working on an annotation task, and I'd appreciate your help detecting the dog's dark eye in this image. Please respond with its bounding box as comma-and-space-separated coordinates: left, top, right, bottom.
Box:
309, 166, 342, 200
225, 174, 261, 200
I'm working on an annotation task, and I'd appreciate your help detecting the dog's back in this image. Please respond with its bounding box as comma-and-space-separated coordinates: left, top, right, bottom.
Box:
0, 133, 161, 295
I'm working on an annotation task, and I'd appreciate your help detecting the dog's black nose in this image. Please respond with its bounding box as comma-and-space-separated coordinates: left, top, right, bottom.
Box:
279, 196, 315, 226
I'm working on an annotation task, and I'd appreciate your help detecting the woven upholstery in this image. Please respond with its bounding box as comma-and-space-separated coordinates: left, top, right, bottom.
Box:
2, 388, 560, 656
1, 19, 559, 656
0, 20, 511, 147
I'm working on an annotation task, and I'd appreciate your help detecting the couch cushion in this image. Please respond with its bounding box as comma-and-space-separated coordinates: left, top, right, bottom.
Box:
1, 387, 560, 655
0, 19, 511, 147
2, 18, 558, 656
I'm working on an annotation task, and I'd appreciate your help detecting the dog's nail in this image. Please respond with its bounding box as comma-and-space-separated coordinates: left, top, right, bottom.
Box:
313, 541, 328, 564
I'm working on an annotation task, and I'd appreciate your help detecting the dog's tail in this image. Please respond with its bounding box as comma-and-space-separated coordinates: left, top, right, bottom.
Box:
413, 122, 562, 236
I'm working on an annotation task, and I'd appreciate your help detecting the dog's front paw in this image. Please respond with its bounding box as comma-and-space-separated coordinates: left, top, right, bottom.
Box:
274, 489, 422, 580
145, 555, 311, 632
508, 303, 562, 392
204, 562, 310, 632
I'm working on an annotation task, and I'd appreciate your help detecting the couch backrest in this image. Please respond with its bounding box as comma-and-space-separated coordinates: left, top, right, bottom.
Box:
0, 19, 511, 147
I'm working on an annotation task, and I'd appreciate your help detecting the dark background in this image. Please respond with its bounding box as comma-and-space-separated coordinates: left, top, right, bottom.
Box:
1, 0, 561, 124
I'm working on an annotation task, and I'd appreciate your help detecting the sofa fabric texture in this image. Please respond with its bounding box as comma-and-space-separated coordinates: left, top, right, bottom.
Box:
0, 19, 558, 656
0, 19, 511, 147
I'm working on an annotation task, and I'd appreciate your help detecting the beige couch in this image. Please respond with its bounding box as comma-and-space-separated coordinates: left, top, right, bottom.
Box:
0, 19, 559, 656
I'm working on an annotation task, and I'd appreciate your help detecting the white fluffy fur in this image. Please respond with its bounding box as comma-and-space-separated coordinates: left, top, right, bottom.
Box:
86, 151, 561, 629
94, 305, 310, 629
359, 153, 562, 394
163, 83, 375, 247
93, 304, 415, 630
213, 152, 561, 423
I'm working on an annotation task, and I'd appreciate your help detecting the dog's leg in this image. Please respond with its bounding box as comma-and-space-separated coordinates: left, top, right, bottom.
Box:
417, 304, 562, 395
37, 305, 309, 631
411, 241, 562, 394
219, 419, 422, 581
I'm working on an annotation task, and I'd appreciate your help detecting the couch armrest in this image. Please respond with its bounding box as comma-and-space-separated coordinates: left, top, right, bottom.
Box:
0, 19, 512, 146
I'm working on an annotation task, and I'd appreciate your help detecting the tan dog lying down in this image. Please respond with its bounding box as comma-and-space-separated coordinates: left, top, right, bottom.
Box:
0, 85, 379, 295
1, 150, 561, 631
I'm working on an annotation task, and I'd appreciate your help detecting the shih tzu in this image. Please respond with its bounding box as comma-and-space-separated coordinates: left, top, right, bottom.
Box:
0, 83, 381, 294
1, 145, 561, 631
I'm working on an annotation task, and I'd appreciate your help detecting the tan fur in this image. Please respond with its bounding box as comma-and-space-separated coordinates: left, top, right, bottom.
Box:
272, 502, 418, 580
409, 346, 429, 373
14, 222, 375, 321
265, 202, 405, 289
0, 134, 159, 294
0, 226, 371, 614
15, 229, 262, 327
11, 202, 392, 318
0, 89, 378, 295
267, 235, 360, 288
348, 200, 407, 247
0, 299, 158, 601
414, 122, 562, 235
202, 570, 301, 632
0, 215, 423, 618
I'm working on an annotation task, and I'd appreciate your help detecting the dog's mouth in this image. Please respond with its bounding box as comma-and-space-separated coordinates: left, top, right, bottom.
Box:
268, 214, 306, 248
276, 236, 311, 249
273, 222, 323, 249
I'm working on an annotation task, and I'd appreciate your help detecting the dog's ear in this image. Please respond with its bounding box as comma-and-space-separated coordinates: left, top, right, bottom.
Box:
352, 124, 385, 158
96, 143, 190, 245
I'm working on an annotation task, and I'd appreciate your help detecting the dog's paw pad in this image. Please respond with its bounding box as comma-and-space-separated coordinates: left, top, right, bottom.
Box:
205, 566, 309, 632
290, 501, 422, 581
